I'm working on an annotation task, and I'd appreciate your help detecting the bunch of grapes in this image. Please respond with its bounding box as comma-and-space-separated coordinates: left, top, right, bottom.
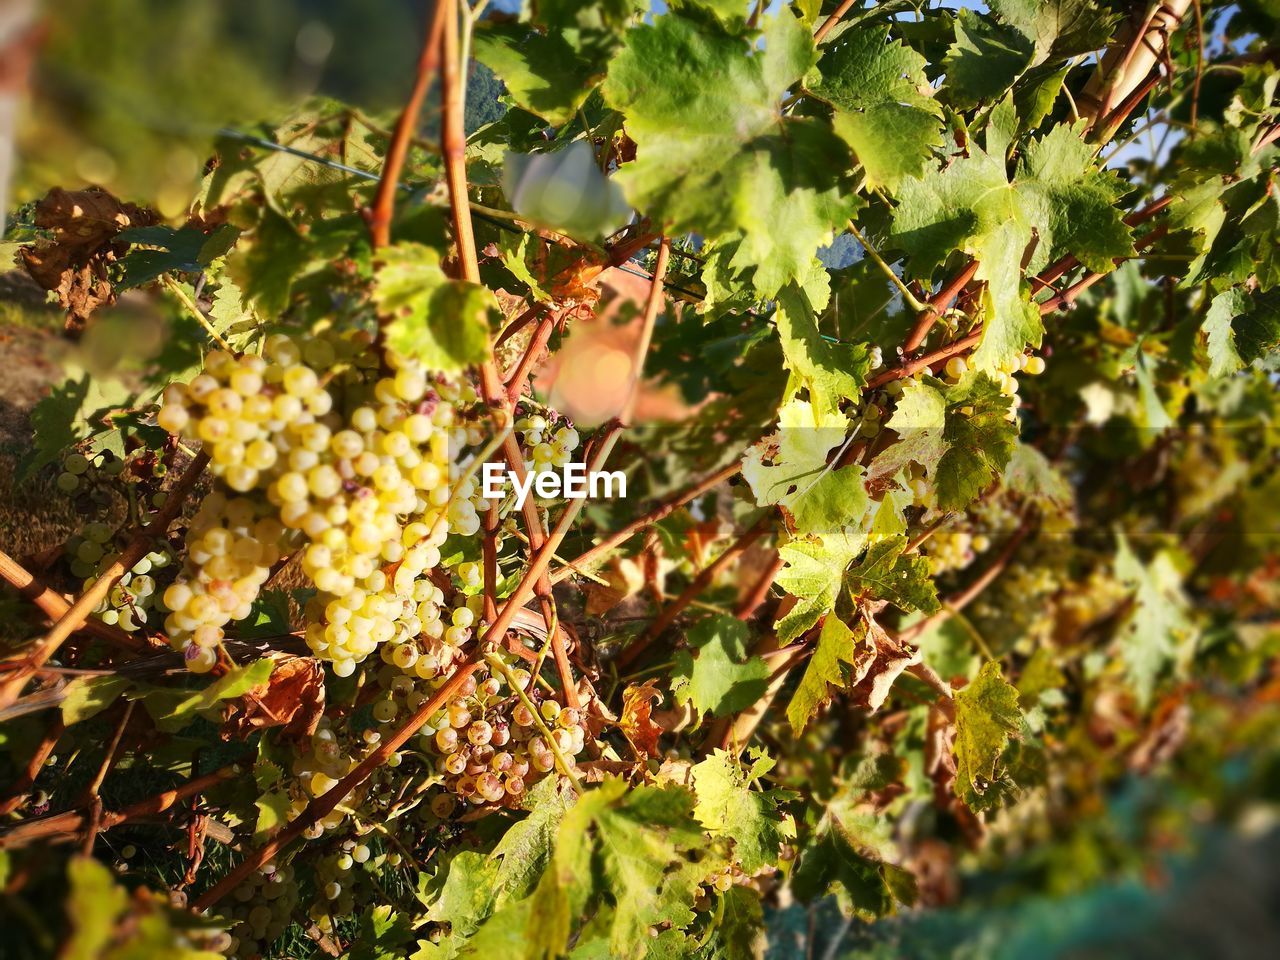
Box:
403, 660, 590, 810
153, 333, 495, 674
943, 352, 1044, 420
63, 519, 177, 632
224, 863, 299, 959
161, 493, 291, 672
56, 444, 174, 513
54, 448, 126, 497
514, 410, 580, 477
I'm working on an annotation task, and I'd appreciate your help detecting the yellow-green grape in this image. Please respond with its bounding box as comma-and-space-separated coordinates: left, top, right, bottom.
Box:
163, 493, 289, 669
944, 356, 968, 381
226, 864, 299, 958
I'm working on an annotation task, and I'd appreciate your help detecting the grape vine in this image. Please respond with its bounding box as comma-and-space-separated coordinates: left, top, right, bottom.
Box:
2, 1, 1280, 958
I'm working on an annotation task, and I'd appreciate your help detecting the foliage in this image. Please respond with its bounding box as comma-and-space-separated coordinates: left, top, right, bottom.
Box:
3, 2, 1280, 959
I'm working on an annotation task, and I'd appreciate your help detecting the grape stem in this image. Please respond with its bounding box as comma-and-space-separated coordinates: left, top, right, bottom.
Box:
615, 516, 771, 671
367, 0, 448, 250
160, 276, 232, 352
0, 763, 237, 850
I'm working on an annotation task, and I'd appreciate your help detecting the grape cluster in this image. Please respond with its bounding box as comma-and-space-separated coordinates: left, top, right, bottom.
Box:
84, 543, 174, 632
56, 445, 173, 512
402, 661, 590, 809
161, 494, 291, 672
943, 352, 1044, 419
154, 334, 492, 674
55, 449, 126, 496
224, 863, 299, 959
515, 411, 580, 477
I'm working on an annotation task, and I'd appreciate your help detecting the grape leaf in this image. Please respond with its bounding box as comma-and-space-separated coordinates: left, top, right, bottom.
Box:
806, 23, 935, 113
420, 851, 502, 940
136, 659, 274, 733
774, 530, 866, 643
988, 0, 1116, 61
116, 223, 239, 289
1114, 534, 1194, 708
20, 371, 133, 480
490, 777, 574, 906
1003, 442, 1074, 513
473, 24, 598, 124
832, 104, 945, 192
604, 11, 857, 297
844, 535, 940, 615
1203, 286, 1280, 377
892, 110, 1131, 369
529, 778, 708, 959
741, 396, 867, 537
771, 284, 873, 417
60, 675, 134, 727
941, 8, 1034, 110
788, 614, 863, 734
1018, 122, 1135, 274
871, 373, 1015, 511
671, 615, 770, 718
953, 660, 1022, 812
692, 748, 795, 872
791, 809, 916, 921
373, 243, 495, 374
806, 23, 942, 191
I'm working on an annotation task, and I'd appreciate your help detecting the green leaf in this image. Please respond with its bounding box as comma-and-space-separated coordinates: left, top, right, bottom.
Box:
473, 24, 598, 124
528, 778, 709, 959
116, 223, 239, 289
61, 675, 133, 726
671, 615, 770, 718
892, 117, 1131, 370
742, 396, 868, 537
787, 614, 863, 734
771, 284, 873, 417
844, 535, 940, 615
63, 857, 129, 960
489, 777, 574, 906
774, 530, 866, 643
137, 659, 273, 732
872, 373, 1015, 511
349, 906, 415, 960
806, 24, 942, 193
692, 748, 795, 872
1114, 534, 1194, 708
989, 0, 1116, 61
953, 660, 1022, 812
807, 24, 935, 113
1018, 122, 1134, 274
20, 372, 132, 480
253, 788, 291, 842
1003, 443, 1074, 513
421, 851, 502, 940
1203, 286, 1280, 377
833, 103, 944, 192
791, 811, 915, 921
373, 243, 495, 374
604, 11, 857, 296
941, 8, 1034, 110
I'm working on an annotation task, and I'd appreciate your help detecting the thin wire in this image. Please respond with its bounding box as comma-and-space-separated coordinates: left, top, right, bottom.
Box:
216, 126, 708, 300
